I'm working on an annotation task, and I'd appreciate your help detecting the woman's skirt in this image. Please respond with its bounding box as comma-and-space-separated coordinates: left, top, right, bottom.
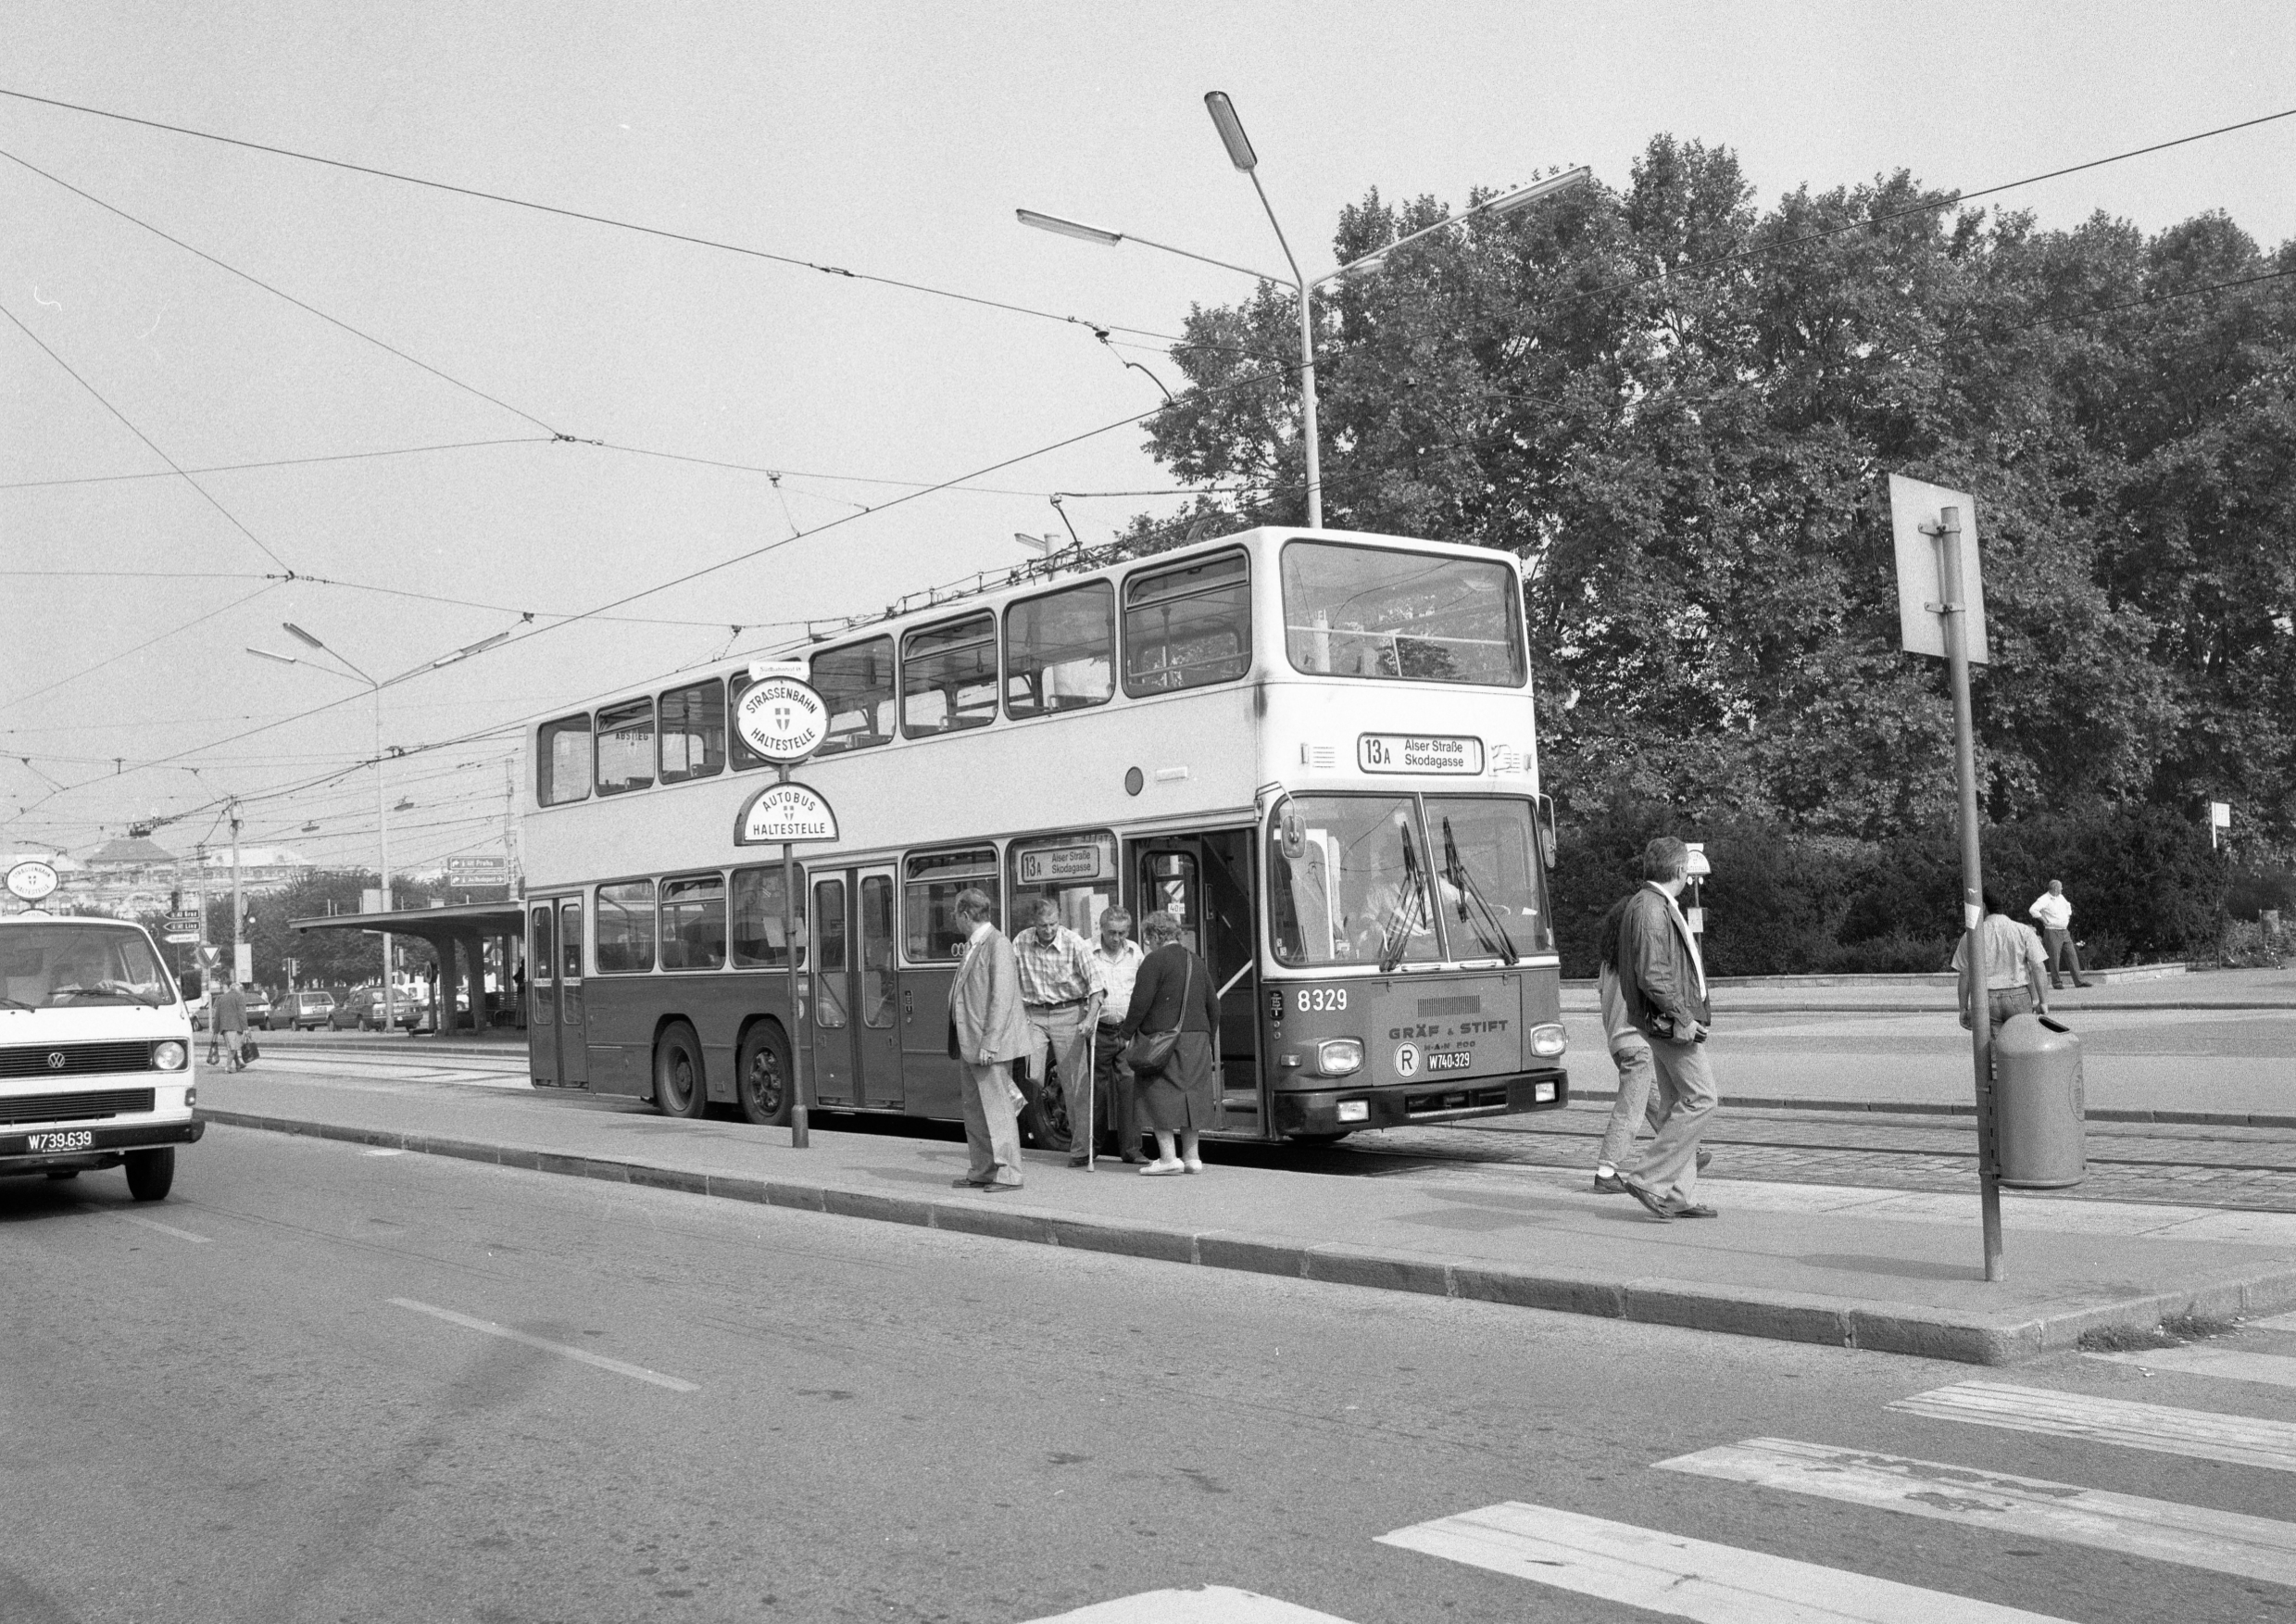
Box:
1137, 1029, 1215, 1132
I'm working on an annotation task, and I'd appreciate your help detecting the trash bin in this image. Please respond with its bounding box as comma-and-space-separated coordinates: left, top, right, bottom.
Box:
1993, 1012, 2085, 1188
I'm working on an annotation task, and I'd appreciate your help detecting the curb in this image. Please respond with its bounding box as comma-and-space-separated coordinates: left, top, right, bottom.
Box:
1562, 1091, 2296, 1130
197, 1108, 2296, 1367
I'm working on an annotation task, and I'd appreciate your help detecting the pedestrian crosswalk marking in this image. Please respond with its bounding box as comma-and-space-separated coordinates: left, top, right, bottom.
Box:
1655, 1437, 2296, 1588
1890, 1381, 2296, 1473
1378, 1501, 2075, 1622
1019, 1588, 1357, 1622
2087, 1346, 2296, 1391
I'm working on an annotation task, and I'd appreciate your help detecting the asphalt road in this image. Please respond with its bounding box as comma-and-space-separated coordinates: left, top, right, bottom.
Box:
6, 1126, 2294, 1623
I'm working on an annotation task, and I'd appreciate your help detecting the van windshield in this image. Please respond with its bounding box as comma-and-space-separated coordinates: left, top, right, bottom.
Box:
0, 924, 173, 1008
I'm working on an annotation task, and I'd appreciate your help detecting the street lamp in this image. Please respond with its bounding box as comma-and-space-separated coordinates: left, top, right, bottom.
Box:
1020, 93, 1590, 528
247, 625, 396, 1029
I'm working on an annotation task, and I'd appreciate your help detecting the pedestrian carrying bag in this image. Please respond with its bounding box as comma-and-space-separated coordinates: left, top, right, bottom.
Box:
1123, 955, 1194, 1074
241, 1039, 258, 1063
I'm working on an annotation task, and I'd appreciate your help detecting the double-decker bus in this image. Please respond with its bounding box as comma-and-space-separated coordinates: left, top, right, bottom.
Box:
521, 526, 1568, 1148
2, 863, 203, 1201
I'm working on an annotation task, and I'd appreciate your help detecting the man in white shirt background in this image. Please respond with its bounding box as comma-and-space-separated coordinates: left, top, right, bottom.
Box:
2026, 879, 2091, 989
1091, 908, 1148, 1164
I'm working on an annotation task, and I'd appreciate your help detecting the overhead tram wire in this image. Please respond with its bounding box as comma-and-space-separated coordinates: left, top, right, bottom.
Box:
0, 436, 553, 491
0, 296, 299, 576
0, 580, 284, 713
0, 84, 1188, 351
0, 145, 564, 435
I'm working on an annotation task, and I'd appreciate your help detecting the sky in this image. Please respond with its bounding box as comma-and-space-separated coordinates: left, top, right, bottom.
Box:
6, 0, 2294, 875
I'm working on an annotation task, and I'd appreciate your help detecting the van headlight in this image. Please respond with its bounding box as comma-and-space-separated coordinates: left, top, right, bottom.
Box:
1316, 1039, 1363, 1076
1529, 1023, 1567, 1058
153, 1040, 188, 1071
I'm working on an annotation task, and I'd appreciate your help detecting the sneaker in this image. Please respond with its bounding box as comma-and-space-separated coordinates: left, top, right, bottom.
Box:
1592, 1172, 1627, 1194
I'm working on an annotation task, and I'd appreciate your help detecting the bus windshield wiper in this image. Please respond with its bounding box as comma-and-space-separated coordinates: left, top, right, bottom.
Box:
1441, 818, 1520, 965
1378, 824, 1429, 974
0, 996, 33, 1010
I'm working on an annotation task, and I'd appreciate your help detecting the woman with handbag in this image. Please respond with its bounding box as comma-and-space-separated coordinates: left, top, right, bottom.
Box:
1114, 910, 1220, 1176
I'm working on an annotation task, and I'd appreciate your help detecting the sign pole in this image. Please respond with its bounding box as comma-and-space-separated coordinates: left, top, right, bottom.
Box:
1933, 506, 2004, 1282
780, 761, 809, 1150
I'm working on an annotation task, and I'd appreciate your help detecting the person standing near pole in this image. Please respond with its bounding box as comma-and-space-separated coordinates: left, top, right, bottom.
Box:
2026, 880, 2090, 990
1959, 888, 2052, 1038
1013, 896, 1105, 1167
1091, 907, 1147, 1164
1616, 837, 1721, 1222
946, 888, 1029, 1191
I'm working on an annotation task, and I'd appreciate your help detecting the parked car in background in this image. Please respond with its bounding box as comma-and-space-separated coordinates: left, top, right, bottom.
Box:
268, 989, 335, 1031
328, 987, 418, 1031
241, 986, 273, 1028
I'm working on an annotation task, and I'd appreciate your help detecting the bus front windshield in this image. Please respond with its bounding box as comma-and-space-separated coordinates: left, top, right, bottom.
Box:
1268, 796, 1441, 969
1424, 795, 1553, 961
0, 925, 173, 1009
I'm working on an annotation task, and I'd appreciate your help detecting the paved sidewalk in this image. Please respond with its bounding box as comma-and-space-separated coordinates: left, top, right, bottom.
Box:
1559, 963, 2295, 1014
194, 1068, 2296, 1369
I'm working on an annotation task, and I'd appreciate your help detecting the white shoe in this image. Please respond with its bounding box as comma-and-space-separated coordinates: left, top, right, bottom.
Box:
1138, 1159, 1186, 1177
1181, 1158, 1204, 1174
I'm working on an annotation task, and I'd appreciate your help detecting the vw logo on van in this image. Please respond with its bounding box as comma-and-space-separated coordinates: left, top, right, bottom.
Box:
47, 1051, 67, 1069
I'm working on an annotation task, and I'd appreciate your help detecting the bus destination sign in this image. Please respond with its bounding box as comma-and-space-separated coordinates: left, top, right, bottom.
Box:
1357, 734, 1485, 774
734, 676, 829, 764
1018, 845, 1110, 885
734, 782, 839, 847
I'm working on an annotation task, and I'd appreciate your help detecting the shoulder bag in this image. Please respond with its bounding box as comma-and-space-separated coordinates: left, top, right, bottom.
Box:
1123, 953, 1194, 1075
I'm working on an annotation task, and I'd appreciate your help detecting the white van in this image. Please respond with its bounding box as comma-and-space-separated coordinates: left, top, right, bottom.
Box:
2, 862, 203, 1202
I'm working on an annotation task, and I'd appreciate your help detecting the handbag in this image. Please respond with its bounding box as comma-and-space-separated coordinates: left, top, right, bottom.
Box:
242, 1038, 259, 1063
1123, 954, 1194, 1074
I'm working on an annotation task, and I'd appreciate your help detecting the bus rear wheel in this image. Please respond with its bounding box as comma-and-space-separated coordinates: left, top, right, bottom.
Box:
736, 1025, 792, 1127
654, 1023, 709, 1118
124, 1147, 175, 1202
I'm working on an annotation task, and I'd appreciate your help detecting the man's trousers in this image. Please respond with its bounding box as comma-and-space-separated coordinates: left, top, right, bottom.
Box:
1094, 1021, 1141, 1156
959, 1062, 1024, 1187
1023, 1003, 1096, 1153
1625, 1036, 1717, 1204
2040, 927, 2086, 988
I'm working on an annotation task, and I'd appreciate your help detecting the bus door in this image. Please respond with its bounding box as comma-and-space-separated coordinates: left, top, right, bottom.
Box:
527, 902, 557, 1082
1134, 832, 1262, 1133
556, 896, 589, 1087
809, 875, 856, 1107
855, 868, 903, 1108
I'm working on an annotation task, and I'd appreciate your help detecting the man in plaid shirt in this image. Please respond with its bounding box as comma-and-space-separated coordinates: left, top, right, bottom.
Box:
1014, 896, 1107, 1166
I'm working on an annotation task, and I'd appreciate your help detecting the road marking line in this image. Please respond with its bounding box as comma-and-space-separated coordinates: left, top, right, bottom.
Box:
2252, 1310, 2296, 1332
387, 1297, 698, 1392
1377, 1502, 2072, 1622
1020, 1587, 1358, 1622
1889, 1381, 2296, 1472
1656, 1437, 2296, 1588
111, 1212, 211, 1243
363, 1148, 408, 1157
2088, 1346, 2296, 1391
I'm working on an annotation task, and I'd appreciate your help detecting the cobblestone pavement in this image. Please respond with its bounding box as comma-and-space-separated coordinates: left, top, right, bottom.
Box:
1350, 1105, 2296, 1212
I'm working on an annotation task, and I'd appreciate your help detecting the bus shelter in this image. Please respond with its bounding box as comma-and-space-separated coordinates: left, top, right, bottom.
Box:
287, 900, 526, 1035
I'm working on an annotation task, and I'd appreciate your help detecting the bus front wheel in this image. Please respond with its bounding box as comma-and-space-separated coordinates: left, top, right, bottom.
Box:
654, 1023, 709, 1119
736, 1025, 792, 1127
124, 1147, 175, 1202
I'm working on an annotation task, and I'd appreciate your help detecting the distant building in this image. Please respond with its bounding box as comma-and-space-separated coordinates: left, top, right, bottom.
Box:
1, 839, 313, 920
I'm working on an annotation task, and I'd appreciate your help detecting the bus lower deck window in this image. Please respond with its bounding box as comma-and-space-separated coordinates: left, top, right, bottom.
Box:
731, 867, 806, 967
659, 873, 727, 971
595, 880, 658, 973
904, 847, 998, 962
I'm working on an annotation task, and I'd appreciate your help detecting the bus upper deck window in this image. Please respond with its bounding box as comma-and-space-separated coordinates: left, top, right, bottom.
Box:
813, 637, 896, 755
595, 699, 655, 795
659, 678, 726, 784
1005, 582, 1114, 718
902, 613, 998, 737
537, 714, 592, 806
1124, 551, 1250, 696
1280, 540, 1526, 686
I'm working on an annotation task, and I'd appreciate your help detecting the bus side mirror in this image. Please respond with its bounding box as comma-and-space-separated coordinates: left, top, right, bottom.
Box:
1534, 795, 1557, 870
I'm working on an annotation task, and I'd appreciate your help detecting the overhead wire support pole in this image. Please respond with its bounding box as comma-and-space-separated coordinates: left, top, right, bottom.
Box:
1932, 507, 2004, 1282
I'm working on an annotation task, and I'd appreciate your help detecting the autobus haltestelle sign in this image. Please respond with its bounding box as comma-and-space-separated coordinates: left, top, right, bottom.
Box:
734, 782, 838, 846
734, 676, 828, 763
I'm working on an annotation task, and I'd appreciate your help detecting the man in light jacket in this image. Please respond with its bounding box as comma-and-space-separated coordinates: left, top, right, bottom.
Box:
1615, 837, 1721, 1221
946, 888, 1031, 1191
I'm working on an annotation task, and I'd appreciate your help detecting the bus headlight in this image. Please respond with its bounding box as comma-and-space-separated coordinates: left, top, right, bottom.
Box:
1529, 1024, 1567, 1058
153, 1040, 188, 1071
1316, 1039, 1363, 1076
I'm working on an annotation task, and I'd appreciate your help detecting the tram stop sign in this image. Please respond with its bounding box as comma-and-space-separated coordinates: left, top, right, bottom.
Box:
734, 672, 829, 764
6, 861, 59, 905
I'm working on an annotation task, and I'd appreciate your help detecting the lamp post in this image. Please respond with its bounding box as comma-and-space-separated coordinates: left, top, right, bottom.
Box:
249, 625, 395, 1029
1021, 94, 1588, 528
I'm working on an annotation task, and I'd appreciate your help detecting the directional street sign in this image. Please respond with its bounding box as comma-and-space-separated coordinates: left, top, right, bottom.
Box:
734, 782, 838, 846
164, 931, 200, 944
1888, 474, 1989, 665
734, 675, 829, 764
